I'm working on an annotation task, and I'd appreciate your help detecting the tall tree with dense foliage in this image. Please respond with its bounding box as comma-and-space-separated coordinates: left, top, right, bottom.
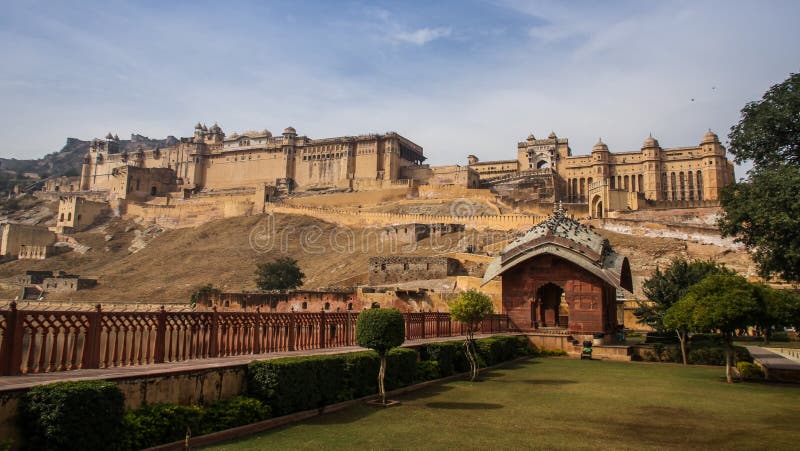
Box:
449, 290, 494, 381
662, 300, 695, 366
355, 308, 405, 405
674, 274, 762, 383
254, 257, 305, 291
720, 72, 800, 283
635, 259, 732, 333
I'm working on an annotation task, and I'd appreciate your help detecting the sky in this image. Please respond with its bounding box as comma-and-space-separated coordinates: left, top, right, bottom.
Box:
2, 0, 799, 176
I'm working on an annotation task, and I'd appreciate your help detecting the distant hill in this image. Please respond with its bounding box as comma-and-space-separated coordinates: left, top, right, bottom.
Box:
0, 134, 180, 178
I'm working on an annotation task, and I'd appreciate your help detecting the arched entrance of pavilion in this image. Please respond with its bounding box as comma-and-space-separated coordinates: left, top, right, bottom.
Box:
532, 282, 568, 329
590, 194, 603, 218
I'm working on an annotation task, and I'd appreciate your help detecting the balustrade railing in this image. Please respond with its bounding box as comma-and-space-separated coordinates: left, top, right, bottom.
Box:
0, 303, 510, 376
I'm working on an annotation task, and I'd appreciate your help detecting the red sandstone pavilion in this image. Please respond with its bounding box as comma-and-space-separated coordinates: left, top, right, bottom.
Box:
483, 204, 632, 344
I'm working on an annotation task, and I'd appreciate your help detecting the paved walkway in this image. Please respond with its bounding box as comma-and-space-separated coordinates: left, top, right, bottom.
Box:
745, 346, 800, 370
0, 333, 509, 392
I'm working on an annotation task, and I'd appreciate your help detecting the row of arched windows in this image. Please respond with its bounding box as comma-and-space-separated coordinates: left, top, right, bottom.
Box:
564, 170, 704, 202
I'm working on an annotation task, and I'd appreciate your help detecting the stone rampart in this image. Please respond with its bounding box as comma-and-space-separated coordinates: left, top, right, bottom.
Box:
265, 204, 547, 231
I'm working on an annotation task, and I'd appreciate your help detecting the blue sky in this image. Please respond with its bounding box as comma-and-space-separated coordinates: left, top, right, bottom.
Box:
2, 0, 799, 175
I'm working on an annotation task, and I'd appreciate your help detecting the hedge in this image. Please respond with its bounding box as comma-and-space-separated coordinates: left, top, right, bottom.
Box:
19, 380, 125, 451
247, 348, 417, 416
122, 396, 271, 450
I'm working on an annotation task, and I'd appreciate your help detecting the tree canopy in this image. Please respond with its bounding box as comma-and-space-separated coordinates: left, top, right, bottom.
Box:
635, 259, 731, 332
719, 165, 800, 283
254, 257, 305, 291
355, 308, 405, 355
720, 72, 800, 283
449, 289, 494, 381
727, 72, 800, 167
671, 273, 763, 383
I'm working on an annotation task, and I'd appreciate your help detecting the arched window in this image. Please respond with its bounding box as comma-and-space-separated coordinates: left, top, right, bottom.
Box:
609, 176, 615, 189
624, 175, 629, 191
696, 171, 703, 200
661, 173, 668, 200
301, 302, 308, 310
688, 172, 695, 200
347, 303, 353, 311
324, 302, 331, 310
60, 213, 65, 221
67, 212, 72, 221
679, 172, 686, 200
670, 172, 677, 200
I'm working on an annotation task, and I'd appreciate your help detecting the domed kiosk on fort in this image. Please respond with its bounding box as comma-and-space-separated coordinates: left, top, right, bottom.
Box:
483, 204, 632, 344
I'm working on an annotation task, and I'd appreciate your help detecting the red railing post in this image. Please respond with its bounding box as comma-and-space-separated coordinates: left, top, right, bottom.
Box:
346, 311, 352, 346
81, 304, 102, 369
288, 309, 296, 351
253, 308, 262, 355
435, 311, 441, 337
209, 306, 219, 358
154, 306, 166, 364
1, 302, 22, 375
319, 310, 326, 349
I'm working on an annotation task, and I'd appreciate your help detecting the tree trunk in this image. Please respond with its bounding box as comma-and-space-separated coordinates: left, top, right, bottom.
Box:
464, 328, 478, 382
378, 353, 387, 404
724, 334, 733, 384
677, 330, 687, 365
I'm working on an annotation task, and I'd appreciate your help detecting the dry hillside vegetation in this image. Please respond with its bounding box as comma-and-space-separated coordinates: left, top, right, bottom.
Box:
0, 209, 753, 305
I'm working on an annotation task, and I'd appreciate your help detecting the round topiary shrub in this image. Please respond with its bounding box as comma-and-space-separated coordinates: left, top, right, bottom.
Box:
355, 308, 405, 404
736, 361, 765, 381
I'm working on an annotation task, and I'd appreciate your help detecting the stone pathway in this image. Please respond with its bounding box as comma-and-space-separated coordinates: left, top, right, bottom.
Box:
745, 346, 800, 383
0, 333, 511, 392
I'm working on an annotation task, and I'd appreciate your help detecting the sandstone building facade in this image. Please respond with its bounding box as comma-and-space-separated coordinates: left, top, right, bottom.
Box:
80, 125, 427, 195
469, 130, 735, 217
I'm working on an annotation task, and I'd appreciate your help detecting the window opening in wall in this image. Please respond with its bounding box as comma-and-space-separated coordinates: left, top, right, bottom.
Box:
302, 302, 308, 310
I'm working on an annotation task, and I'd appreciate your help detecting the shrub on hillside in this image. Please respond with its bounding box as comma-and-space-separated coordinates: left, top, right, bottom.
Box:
20, 380, 125, 451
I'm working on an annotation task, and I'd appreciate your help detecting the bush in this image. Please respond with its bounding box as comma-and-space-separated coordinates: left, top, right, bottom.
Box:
476, 336, 518, 366
20, 380, 125, 451
385, 347, 418, 390
200, 396, 271, 434
247, 354, 346, 416
770, 331, 790, 342
341, 351, 380, 398
419, 342, 460, 376
355, 308, 405, 354
645, 332, 680, 344
123, 396, 270, 449
689, 334, 726, 347
687, 346, 752, 366
415, 360, 441, 382
736, 361, 765, 381
123, 403, 203, 450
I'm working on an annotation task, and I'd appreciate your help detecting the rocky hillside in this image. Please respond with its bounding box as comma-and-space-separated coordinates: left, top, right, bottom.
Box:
0, 134, 179, 179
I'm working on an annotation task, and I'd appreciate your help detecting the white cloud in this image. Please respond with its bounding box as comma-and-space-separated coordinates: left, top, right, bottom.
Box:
394, 27, 452, 45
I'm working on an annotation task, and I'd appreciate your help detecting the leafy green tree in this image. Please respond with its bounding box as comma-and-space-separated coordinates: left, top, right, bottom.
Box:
254, 257, 305, 291
676, 274, 762, 383
720, 72, 800, 283
753, 285, 800, 343
355, 308, 405, 405
727, 72, 800, 167
719, 166, 800, 283
449, 289, 494, 381
662, 299, 695, 365
635, 259, 732, 332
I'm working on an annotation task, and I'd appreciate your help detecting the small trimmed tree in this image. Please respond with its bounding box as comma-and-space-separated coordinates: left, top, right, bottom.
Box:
449, 289, 494, 381
255, 257, 305, 291
662, 298, 695, 365
355, 308, 405, 405
677, 274, 762, 383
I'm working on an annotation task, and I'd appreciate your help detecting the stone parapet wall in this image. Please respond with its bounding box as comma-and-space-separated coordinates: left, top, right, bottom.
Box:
265, 204, 547, 231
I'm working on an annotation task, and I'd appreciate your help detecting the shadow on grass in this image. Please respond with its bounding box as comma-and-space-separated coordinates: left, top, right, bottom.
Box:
425, 401, 504, 410
517, 379, 578, 385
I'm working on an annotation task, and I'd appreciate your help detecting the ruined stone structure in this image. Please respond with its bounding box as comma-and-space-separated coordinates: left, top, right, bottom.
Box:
368, 256, 460, 285
469, 130, 736, 217
18, 244, 52, 260
196, 289, 357, 312
18, 270, 97, 299
55, 195, 108, 232
0, 223, 56, 261
483, 206, 632, 334
41, 176, 80, 194
80, 125, 427, 194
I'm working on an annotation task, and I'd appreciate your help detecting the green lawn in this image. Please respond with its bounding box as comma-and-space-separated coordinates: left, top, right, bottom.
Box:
208, 358, 800, 450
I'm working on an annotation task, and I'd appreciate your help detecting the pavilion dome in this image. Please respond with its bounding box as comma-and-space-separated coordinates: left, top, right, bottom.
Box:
642, 134, 660, 148
283, 126, 297, 135
548, 131, 557, 139
592, 138, 608, 152
527, 133, 536, 141
701, 129, 719, 144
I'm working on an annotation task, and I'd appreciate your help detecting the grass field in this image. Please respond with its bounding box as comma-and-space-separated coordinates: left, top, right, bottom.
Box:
208, 358, 799, 450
